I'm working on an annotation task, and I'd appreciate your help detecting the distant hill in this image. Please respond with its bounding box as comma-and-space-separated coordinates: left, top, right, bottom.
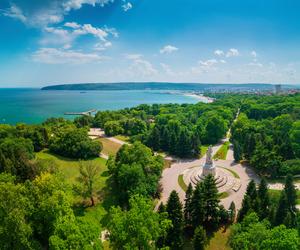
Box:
41, 82, 278, 91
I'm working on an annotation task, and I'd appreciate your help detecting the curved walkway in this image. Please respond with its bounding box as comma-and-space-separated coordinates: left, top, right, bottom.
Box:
159, 140, 260, 210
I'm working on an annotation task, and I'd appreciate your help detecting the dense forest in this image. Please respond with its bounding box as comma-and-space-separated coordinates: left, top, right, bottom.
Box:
0, 93, 300, 249
77, 99, 238, 158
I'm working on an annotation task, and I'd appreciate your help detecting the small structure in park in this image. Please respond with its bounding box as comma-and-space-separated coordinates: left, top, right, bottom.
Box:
182, 145, 241, 193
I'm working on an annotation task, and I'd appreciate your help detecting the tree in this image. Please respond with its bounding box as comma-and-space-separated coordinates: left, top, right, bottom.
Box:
246, 180, 257, 201
237, 195, 252, 222
192, 226, 207, 250
191, 182, 205, 228
166, 190, 184, 249
290, 121, 300, 158
27, 173, 75, 245
49, 216, 102, 250
230, 212, 300, 250
49, 128, 102, 159
203, 114, 227, 144
275, 192, 288, 226
184, 183, 193, 228
77, 161, 101, 206
284, 174, 297, 212
233, 140, 242, 162
104, 120, 124, 136
229, 201, 236, 223
74, 115, 94, 128
108, 195, 171, 249
0, 137, 35, 181
108, 142, 164, 205
202, 174, 220, 228
257, 178, 270, 220
0, 177, 36, 250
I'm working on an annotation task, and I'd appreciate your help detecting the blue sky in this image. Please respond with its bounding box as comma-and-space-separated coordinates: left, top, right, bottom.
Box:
0, 0, 300, 87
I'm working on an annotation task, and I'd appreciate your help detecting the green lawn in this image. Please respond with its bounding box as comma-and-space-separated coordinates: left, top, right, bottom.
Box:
213, 142, 230, 160
36, 149, 108, 186
221, 167, 240, 179
99, 138, 122, 156
219, 192, 229, 199
178, 174, 188, 191
114, 135, 130, 142
206, 227, 231, 250
36, 150, 117, 239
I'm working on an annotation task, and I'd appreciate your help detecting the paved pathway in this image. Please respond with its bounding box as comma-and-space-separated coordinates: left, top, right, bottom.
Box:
159, 139, 260, 210
159, 141, 224, 204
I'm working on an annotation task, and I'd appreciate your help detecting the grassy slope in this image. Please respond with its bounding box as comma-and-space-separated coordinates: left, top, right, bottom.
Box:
36, 149, 107, 186
99, 138, 122, 156
206, 228, 231, 250
114, 135, 130, 142
213, 142, 230, 160
36, 150, 114, 239
178, 174, 188, 192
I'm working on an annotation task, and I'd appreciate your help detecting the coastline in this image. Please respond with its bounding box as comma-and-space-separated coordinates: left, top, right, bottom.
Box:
182, 93, 214, 103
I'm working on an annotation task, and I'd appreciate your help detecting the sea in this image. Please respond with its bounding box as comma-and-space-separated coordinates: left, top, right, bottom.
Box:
0, 88, 207, 125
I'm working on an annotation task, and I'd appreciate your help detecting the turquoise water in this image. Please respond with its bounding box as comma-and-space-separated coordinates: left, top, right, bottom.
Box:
0, 89, 201, 124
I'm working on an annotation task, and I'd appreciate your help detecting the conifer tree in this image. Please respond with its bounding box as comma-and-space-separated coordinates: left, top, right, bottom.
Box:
246, 180, 257, 201
191, 182, 205, 229
229, 201, 236, 223
184, 183, 193, 227
192, 226, 207, 250
158, 202, 166, 213
166, 190, 183, 249
233, 141, 242, 162
237, 195, 252, 222
275, 192, 288, 226
202, 174, 220, 228
284, 174, 297, 212
157, 202, 167, 248
258, 178, 270, 219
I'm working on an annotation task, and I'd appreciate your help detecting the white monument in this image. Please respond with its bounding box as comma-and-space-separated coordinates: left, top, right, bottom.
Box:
202, 145, 216, 176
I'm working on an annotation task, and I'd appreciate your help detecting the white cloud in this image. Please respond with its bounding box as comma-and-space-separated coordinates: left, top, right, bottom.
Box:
226, 48, 239, 57
1, 1, 115, 28
160, 63, 174, 75
63, 0, 114, 11
198, 59, 218, 67
41, 27, 74, 47
64, 22, 81, 29
122, 2, 133, 12
248, 62, 263, 67
130, 59, 157, 76
1, 4, 26, 23
32, 48, 105, 64
191, 59, 219, 74
214, 49, 224, 56
94, 41, 112, 51
125, 54, 157, 76
160, 45, 179, 54
125, 54, 143, 60
251, 50, 257, 58
73, 24, 108, 41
